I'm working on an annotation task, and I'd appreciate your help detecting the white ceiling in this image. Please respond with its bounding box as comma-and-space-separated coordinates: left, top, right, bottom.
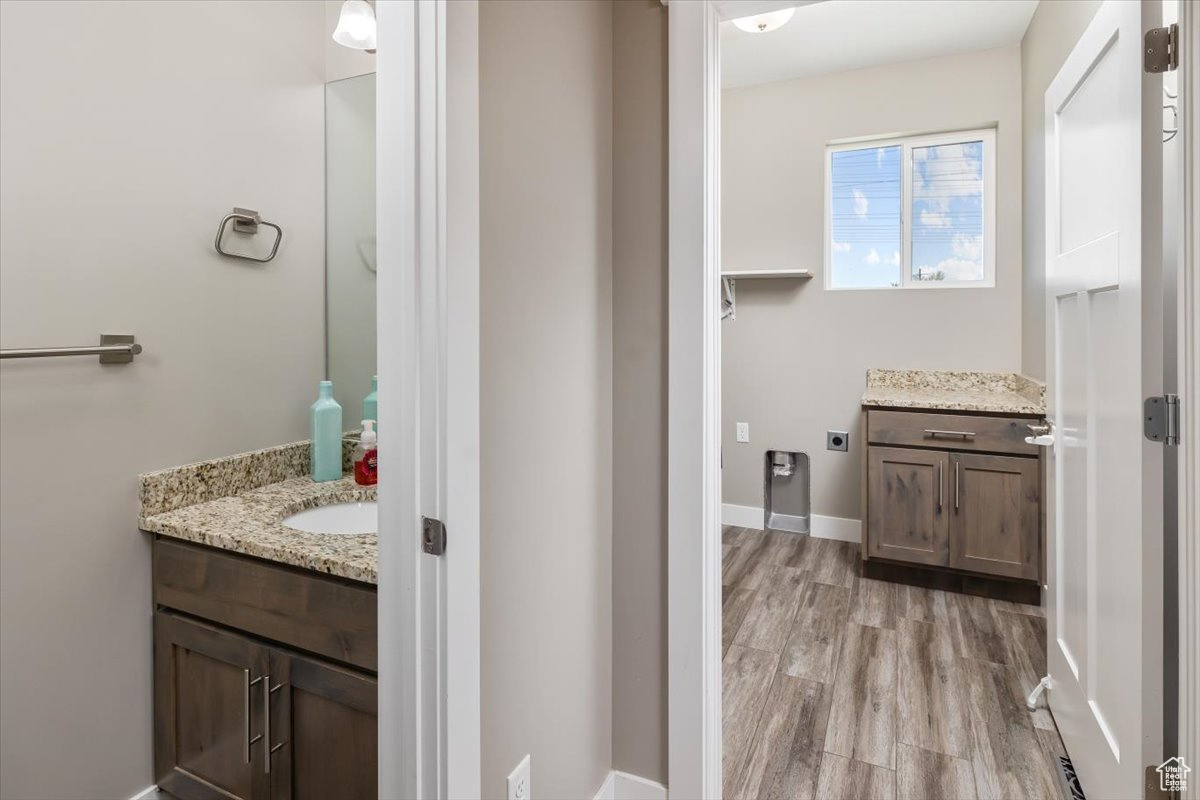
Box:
721, 0, 1039, 88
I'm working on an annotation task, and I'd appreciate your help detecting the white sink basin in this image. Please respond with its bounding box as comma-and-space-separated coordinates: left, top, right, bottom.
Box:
282, 501, 377, 535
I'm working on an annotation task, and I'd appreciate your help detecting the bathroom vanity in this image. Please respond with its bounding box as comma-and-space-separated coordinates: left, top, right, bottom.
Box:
140, 441, 378, 800
860, 369, 1047, 603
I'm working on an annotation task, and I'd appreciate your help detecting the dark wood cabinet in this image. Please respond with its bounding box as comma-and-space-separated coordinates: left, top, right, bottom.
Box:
866, 446, 949, 567
949, 452, 1040, 580
268, 648, 378, 800
862, 408, 1044, 596
152, 539, 378, 800
154, 613, 269, 800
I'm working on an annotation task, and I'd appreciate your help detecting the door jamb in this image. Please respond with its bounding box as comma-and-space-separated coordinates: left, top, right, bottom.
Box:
376, 2, 482, 798
1177, 0, 1200, 776
667, 1, 722, 796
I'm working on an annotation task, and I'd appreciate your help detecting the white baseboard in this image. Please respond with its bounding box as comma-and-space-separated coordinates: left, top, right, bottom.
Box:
721, 502, 763, 529
129, 786, 159, 800
593, 770, 668, 800
811, 514, 861, 543
722, 503, 861, 544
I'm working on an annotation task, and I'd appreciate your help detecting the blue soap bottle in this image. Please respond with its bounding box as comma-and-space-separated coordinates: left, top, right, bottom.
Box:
311, 380, 343, 482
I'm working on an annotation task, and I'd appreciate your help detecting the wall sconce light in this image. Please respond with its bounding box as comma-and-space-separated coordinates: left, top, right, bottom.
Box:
333, 0, 377, 51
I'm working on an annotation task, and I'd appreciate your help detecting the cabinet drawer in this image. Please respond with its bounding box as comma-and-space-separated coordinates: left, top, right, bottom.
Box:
154, 538, 377, 671
867, 410, 1038, 456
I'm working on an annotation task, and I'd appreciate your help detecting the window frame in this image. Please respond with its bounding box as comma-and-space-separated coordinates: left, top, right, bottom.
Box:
823, 127, 997, 291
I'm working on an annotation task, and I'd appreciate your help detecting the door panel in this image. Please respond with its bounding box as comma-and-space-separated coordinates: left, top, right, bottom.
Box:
1044, 2, 1163, 796
154, 612, 269, 800
868, 446, 949, 566
949, 453, 1039, 580
1056, 290, 1090, 685
269, 648, 378, 800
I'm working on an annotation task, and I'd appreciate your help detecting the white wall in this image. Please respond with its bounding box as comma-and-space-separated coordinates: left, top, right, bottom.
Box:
479, 1, 613, 797
721, 45, 1024, 521
1019, 0, 1103, 380
0, 3, 326, 797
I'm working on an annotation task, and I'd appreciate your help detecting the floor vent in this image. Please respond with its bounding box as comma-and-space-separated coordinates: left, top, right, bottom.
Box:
1056, 755, 1087, 800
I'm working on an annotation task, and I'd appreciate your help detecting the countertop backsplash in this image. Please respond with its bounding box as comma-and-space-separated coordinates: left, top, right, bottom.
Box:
861, 368, 1046, 415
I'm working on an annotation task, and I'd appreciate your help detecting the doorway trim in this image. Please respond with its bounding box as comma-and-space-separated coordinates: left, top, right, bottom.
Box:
376, 1, 481, 798
666, 1, 722, 796
668, 0, 1200, 794
1178, 0, 1200, 776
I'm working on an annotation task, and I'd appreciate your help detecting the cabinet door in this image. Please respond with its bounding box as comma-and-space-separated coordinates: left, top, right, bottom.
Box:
949, 453, 1040, 580
867, 446, 950, 566
268, 649, 378, 800
155, 612, 270, 800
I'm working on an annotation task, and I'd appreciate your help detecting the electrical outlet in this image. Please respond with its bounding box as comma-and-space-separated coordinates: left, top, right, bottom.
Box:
736, 422, 750, 443
827, 430, 849, 451
507, 754, 530, 800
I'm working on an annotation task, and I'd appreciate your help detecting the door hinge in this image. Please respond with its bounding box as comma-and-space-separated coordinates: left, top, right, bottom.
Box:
1144, 394, 1182, 446
1145, 23, 1179, 74
422, 516, 447, 556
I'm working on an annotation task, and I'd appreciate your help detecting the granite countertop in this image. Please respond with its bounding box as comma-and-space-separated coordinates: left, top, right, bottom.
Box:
139, 439, 378, 584
861, 368, 1046, 415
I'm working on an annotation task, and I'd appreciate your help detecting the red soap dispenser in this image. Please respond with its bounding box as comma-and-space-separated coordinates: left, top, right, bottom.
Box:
353, 420, 378, 486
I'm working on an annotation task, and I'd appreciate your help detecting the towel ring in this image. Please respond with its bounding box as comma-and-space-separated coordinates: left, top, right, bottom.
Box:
214, 207, 283, 263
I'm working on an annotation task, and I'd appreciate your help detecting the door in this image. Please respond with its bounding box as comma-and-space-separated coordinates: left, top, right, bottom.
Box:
948, 453, 1039, 580
154, 612, 270, 800
867, 446, 949, 566
268, 649, 378, 800
1044, 2, 1164, 797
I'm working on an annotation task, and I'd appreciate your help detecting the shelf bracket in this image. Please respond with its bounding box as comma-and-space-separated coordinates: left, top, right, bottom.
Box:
722, 276, 736, 321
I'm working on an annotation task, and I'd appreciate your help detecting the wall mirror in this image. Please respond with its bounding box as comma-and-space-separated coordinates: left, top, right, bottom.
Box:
325, 72, 377, 418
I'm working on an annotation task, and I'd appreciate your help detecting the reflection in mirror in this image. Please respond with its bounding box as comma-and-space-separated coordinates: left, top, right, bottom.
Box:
325, 72, 377, 422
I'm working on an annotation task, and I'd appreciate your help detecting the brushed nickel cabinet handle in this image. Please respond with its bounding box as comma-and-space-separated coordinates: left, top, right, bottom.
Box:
265, 681, 286, 772
244, 671, 263, 764
924, 429, 976, 439
263, 676, 270, 773
938, 461, 944, 509
955, 462, 960, 510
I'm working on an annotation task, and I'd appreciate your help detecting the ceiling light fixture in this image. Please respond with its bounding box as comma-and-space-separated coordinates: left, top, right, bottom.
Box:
731, 7, 796, 33
333, 0, 377, 51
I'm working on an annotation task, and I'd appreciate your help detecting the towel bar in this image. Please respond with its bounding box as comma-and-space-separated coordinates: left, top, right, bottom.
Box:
0, 334, 143, 364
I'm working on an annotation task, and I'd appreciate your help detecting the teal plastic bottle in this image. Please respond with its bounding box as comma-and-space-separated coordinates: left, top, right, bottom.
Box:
310, 380, 343, 482
362, 375, 378, 430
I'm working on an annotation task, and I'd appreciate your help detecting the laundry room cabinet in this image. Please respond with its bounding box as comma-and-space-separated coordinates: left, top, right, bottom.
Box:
862, 408, 1045, 597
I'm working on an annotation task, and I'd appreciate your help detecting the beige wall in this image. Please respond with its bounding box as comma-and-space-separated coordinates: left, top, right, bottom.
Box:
612, 0, 669, 785
1019, 0, 1104, 380
480, 2, 613, 797
0, 2, 326, 798
721, 45, 1024, 520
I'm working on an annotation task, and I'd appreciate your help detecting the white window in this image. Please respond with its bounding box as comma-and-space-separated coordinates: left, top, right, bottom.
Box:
824, 128, 996, 289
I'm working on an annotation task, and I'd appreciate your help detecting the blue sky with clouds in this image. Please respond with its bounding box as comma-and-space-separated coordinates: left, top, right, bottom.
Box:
831, 140, 984, 287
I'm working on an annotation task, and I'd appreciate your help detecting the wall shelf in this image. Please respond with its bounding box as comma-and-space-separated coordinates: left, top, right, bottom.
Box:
720, 269, 812, 280
720, 269, 812, 320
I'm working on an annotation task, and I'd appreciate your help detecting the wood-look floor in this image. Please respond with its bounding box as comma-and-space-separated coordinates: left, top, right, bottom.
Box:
722, 526, 1067, 800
